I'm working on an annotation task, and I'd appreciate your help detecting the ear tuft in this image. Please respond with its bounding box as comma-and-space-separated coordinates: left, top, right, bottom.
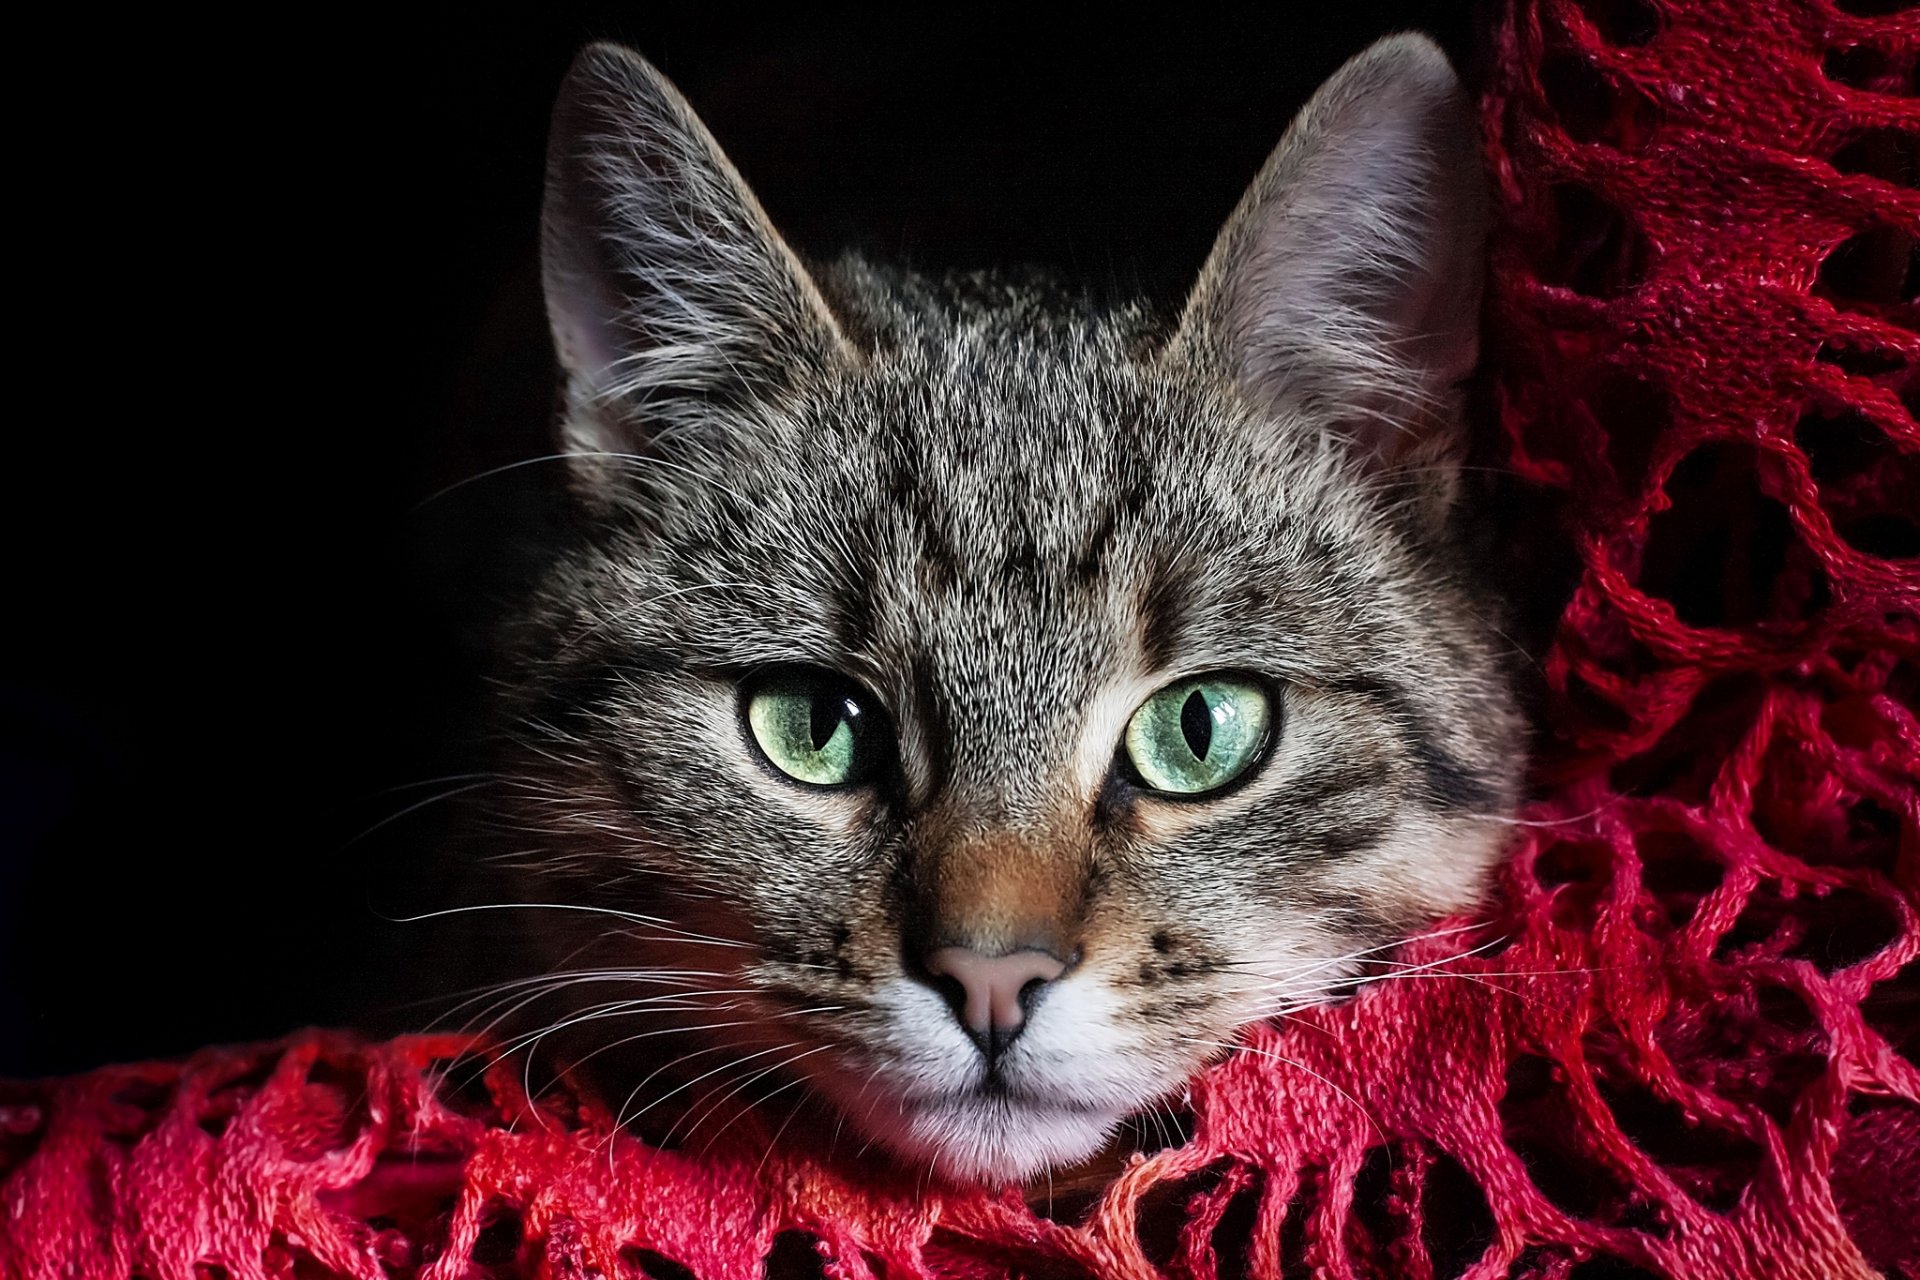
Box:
1172, 34, 1489, 473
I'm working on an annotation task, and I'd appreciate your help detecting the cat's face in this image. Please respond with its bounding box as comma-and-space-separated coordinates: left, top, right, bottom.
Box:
493, 35, 1523, 1183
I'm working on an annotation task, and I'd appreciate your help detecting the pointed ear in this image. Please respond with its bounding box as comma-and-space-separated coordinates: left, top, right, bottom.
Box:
541, 44, 852, 460
1170, 34, 1488, 472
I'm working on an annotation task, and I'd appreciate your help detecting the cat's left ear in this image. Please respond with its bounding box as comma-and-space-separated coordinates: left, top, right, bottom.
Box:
1170, 34, 1488, 478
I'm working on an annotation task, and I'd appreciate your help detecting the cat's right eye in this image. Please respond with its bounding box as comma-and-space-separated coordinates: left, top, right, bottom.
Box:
744, 669, 884, 788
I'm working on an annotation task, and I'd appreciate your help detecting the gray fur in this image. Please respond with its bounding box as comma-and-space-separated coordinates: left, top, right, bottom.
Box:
489, 34, 1524, 1184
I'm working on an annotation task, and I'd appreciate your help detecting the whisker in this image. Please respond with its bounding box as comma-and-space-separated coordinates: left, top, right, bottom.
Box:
412, 449, 719, 511
519, 999, 844, 1125
451, 974, 730, 1052
344, 779, 497, 847
425, 966, 733, 1028
385, 901, 749, 950
1243, 929, 1507, 982
370, 772, 506, 795
1220, 934, 1530, 1022
609, 1039, 812, 1156
1214, 921, 1488, 974
487, 987, 768, 1063
754, 1089, 815, 1181
1182, 1035, 1388, 1146
1461, 797, 1633, 830
680, 1042, 836, 1154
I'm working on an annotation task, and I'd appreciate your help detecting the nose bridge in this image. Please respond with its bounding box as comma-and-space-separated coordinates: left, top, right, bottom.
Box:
901, 632, 1097, 958
916, 820, 1090, 959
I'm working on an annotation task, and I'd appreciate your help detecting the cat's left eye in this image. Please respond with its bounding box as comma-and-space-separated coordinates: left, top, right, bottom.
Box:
1123, 674, 1273, 796
744, 669, 884, 788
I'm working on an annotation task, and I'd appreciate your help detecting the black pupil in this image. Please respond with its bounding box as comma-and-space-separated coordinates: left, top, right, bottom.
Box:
1179, 688, 1213, 760
809, 689, 852, 751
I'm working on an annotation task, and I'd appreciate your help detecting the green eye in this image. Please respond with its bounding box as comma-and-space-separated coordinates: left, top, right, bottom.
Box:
1124, 674, 1273, 796
745, 670, 881, 787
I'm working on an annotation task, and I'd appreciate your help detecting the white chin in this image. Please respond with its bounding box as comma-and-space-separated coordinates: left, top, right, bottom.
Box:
877, 1095, 1123, 1185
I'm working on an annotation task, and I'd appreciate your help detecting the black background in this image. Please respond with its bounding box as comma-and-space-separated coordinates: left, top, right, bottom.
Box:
3, 4, 1482, 1075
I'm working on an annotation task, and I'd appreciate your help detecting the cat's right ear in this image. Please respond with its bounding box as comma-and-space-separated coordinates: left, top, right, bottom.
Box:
541, 45, 852, 468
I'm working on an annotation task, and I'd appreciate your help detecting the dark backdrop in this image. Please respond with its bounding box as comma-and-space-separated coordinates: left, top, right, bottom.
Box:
3, 4, 1481, 1075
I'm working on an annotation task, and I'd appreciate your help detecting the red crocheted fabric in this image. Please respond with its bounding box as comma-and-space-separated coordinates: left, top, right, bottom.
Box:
5, 1, 1917, 1276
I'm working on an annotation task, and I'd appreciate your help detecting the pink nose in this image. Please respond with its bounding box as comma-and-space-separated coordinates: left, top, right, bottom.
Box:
924, 947, 1067, 1037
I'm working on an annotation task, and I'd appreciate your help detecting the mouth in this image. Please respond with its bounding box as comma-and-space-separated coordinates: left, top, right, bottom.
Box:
912, 1079, 1116, 1116
864, 1087, 1128, 1185
782, 975, 1214, 1183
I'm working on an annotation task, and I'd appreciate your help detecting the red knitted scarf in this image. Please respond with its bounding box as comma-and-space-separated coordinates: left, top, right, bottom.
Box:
4, 1, 1916, 1276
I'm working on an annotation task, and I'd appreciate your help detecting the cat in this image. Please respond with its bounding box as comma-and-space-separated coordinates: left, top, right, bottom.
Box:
470, 31, 1525, 1186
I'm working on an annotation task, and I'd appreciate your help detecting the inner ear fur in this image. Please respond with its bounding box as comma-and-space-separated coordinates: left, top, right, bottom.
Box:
540, 43, 853, 470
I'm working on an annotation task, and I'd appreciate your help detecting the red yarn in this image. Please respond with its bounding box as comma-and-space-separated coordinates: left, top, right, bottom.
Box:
5, 1, 1917, 1275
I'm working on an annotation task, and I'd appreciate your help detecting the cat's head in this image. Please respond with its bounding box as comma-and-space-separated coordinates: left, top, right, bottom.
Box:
495, 33, 1522, 1184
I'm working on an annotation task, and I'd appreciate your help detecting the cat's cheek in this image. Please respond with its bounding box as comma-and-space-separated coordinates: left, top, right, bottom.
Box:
1310, 812, 1510, 924
730, 750, 881, 830
861, 975, 989, 1090
1008, 971, 1207, 1104
1207, 921, 1357, 1029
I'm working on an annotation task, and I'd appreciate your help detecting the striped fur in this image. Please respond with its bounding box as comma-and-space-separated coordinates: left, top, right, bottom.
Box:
482, 34, 1524, 1184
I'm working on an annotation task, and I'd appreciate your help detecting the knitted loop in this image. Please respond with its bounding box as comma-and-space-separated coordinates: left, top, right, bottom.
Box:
3, 1, 1916, 1276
